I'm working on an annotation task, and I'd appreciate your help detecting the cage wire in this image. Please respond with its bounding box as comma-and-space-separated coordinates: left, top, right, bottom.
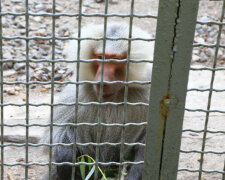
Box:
0, 0, 155, 179
178, 0, 225, 180
0, 0, 224, 180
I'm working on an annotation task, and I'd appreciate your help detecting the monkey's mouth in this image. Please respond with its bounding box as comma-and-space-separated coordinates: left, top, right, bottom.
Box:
94, 84, 118, 99
95, 91, 114, 99
102, 93, 114, 98
95, 91, 116, 99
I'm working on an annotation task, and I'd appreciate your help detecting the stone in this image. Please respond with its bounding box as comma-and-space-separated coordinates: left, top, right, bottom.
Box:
192, 55, 200, 62
3, 69, 16, 77
199, 52, 207, 62
33, 16, 42, 22
14, 63, 26, 71
64, 68, 73, 77
195, 37, 205, 44
204, 48, 214, 58
54, 74, 63, 81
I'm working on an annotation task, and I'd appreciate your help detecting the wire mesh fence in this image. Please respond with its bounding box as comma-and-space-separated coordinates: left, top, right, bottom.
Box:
0, 0, 156, 179
0, 0, 224, 180
178, 1, 225, 180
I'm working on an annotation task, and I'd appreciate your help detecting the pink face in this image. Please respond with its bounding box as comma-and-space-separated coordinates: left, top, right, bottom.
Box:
91, 51, 127, 99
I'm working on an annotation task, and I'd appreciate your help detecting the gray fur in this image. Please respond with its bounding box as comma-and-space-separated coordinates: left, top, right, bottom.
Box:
42, 84, 149, 179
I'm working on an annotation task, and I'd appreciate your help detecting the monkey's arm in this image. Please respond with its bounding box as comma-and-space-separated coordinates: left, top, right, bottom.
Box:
54, 128, 82, 180
43, 128, 81, 180
124, 146, 145, 180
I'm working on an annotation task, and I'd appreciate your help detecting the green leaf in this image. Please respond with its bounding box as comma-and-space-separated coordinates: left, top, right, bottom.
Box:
87, 157, 92, 171
80, 156, 86, 180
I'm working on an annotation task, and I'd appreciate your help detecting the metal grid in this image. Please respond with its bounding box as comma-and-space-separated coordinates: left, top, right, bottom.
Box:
0, 0, 155, 180
0, 0, 224, 180
178, 0, 225, 179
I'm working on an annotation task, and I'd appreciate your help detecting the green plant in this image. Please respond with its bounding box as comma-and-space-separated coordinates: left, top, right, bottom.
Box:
77, 155, 107, 180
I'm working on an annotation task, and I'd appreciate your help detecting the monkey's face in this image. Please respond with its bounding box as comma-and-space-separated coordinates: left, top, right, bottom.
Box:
91, 51, 127, 99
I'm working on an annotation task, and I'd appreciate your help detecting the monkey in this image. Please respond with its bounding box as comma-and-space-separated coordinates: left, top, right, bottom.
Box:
42, 23, 154, 180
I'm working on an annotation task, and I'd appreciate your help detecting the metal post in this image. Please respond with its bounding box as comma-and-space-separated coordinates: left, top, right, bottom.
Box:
143, 0, 199, 179
0, 0, 3, 179
25, 0, 30, 179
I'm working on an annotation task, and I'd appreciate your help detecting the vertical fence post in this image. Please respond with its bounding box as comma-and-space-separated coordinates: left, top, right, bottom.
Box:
0, 1, 4, 179
143, 0, 199, 179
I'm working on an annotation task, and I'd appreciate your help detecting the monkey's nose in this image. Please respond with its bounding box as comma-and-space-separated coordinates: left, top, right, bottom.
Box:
95, 63, 116, 82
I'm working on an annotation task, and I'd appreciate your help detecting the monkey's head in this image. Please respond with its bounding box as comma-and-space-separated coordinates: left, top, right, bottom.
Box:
66, 23, 154, 100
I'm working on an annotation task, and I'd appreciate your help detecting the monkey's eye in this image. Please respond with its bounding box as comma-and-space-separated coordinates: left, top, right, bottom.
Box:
97, 55, 102, 59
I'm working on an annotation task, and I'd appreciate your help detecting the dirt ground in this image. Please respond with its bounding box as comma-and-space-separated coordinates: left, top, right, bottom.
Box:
1, 0, 225, 180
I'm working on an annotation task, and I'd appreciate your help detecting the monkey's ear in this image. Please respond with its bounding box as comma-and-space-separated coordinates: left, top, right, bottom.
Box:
128, 63, 152, 82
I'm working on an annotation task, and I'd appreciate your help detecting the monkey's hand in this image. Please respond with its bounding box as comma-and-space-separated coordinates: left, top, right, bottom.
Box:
124, 147, 144, 180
